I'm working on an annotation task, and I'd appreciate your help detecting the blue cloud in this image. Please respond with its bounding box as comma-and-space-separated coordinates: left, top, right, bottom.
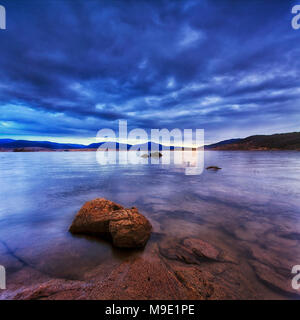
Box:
0, 0, 299, 143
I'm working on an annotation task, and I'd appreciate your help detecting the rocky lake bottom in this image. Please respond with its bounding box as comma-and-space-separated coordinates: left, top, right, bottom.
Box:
0, 151, 300, 299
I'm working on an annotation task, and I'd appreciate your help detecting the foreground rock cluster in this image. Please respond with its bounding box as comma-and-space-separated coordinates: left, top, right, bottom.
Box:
0, 239, 230, 300
69, 198, 152, 248
2, 197, 299, 300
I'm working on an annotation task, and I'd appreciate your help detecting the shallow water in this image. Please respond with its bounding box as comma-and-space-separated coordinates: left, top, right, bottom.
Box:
0, 151, 300, 299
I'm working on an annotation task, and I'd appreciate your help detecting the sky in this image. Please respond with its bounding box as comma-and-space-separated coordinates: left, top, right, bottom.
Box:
0, 0, 300, 145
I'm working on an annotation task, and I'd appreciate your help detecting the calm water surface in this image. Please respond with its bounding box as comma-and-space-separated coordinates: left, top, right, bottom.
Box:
0, 151, 300, 299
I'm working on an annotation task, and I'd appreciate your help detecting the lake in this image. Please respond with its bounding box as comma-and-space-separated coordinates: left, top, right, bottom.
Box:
0, 151, 300, 299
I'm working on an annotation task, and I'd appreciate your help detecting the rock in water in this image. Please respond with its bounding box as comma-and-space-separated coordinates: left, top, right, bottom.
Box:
69, 198, 123, 235
141, 152, 163, 158
149, 152, 163, 158
206, 166, 222, 170
69, 198, 152, 248
108, 208, 152, 248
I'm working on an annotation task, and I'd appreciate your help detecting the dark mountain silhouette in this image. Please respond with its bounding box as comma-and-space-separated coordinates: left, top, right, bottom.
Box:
0, 139, 14, 144
205, 132, 300, 150
205, 139, 242, 149
87, 142, 132, 150
1, 132, 299, 151
0, 139, 169, 151
0, 139, 85, 150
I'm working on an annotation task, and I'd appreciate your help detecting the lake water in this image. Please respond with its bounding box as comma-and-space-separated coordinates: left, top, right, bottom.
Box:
0, 151, 300, 299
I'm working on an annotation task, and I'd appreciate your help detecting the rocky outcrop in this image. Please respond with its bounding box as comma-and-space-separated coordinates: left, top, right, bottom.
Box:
69, 198, 152, 248
0, 249, 228, 300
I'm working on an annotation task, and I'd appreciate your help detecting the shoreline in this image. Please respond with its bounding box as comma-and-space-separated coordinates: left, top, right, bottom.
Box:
0, 149, 299, 152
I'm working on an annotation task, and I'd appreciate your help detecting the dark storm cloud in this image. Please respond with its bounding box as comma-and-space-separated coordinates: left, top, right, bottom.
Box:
0, 0, 300, 142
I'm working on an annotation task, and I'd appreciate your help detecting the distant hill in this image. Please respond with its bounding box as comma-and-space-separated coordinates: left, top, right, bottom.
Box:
205, 132, 300, 151
0, 139, 86, 150
205, 139, 242, 149
0, 139, 177, 151
0, 139, 15, 144
86, 142, 133, 150
131, 141, 182, 151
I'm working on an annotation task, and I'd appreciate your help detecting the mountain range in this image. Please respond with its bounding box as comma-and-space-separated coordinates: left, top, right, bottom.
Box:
0, 140, 181, 152
0, 132, 299, 151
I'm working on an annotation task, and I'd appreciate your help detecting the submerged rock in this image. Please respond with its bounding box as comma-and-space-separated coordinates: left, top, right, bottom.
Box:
159, 237, 227, 264
69, 198, 152, 248
250, 260, 300, 298
183, 238, 220, 261
158, 237, 237, 265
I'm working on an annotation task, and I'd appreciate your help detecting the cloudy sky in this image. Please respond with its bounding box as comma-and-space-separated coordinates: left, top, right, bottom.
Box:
0, 0, 300, 145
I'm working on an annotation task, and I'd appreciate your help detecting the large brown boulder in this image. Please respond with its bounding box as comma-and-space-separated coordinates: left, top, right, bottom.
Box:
69, 198, 152, 248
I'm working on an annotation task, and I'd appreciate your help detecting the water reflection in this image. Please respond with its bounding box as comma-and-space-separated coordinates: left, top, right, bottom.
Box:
96, 150, 204, 175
